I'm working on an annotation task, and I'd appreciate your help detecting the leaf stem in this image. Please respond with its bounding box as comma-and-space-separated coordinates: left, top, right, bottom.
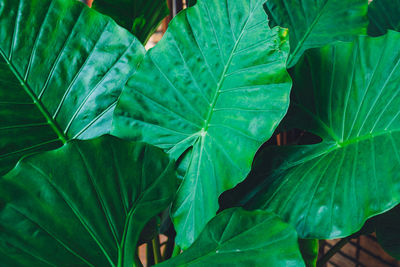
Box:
147, 241, 155, 266
152, 236, 162, 264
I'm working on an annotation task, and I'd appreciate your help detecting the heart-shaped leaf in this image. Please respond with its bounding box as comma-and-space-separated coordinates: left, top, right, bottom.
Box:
157, 208, 305, 267
243, 31, 400, 239
91, 0, 169, 44
0, 135, 177, 267
368, 0, 400, 36
0, 0, 145, 175
264, 0, 368, 67
112, 0, 291, 249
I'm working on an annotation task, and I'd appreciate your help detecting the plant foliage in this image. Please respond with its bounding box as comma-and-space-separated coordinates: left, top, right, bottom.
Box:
0, 0, 145, 175
0, 135, 177, 267
113, 0, 292, 249
1, 0, 400, 266
242, 31, 400, 239
368, 0, 400, 36
158, 208, 305, 267
91, 0, 169, 44
264, 0, 368, 67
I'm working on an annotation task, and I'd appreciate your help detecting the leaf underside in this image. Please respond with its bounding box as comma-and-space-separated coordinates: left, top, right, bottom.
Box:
0, 135, 177, 267
113, 0, 291, 249
0, 0, 145, 175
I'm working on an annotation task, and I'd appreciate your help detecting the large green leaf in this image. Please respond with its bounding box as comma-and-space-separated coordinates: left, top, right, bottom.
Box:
264, 0, 368, 68
376, 205, 400, 259
0, 135, 177, 267
157, 208, 305, 267
112, 0, 291, 249
368, 0, 400, 36
0, 0, 145, 175
91, 0, 169, 44
242, 31, 400, 239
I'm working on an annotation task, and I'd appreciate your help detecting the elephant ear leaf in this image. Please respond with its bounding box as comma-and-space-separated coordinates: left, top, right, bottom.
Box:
0, 135, 177, 267
156, 208, 305, 267
264, 0, 368, 68
91, 0, 169, 44
112, 0, 291, 249
376, 205, 400, 260
368, 0, 400, 36
0, 0, 145, 175
244, 31, 400, 240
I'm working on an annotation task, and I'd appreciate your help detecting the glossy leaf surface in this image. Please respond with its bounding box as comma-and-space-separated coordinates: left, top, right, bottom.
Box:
157, 208, 305, 267
368, 0, 400, 36
91, 0, 169, 44
0, 0, 145, 175
264, 0, 368, 67
245, 31, 400, 239
0, 135, 177, 267
113, 0, 291, 249
376, 205, 400, 259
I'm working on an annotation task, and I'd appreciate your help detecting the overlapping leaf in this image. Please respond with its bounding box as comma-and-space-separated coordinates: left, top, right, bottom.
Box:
157, 208, 305, 267
243, 31, 400, 239
91, 0, 169, 44
0, 135, 177, 267
0, 0, 145, 175
368, 0, 400, 36
112, 0, 291, 249
299, 239, 318, 267
264, 0, 368, 67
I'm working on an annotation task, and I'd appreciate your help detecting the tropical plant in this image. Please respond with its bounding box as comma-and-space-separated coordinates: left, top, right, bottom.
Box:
0, 0, 145, 175
90, 0, 169, 44
1, 0, 400, 266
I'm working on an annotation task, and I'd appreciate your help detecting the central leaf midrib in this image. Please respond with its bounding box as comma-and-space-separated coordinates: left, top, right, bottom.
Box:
202, 4, 257, 132
288, 0, 330, 66
0, 48, 68, 144
338, 128, 399, 147
283, 128, 400, 172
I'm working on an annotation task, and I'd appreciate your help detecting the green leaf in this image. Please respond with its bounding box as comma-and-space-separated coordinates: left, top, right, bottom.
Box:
91, 0, 169, 44
375, 205, 400, 259
0, 135, 177, 267
244, 31, 400, 239
156, 208, 305, 267
112, 0, 291, 249
264, 0, 368, 68
368, 0, 400, 36
187, 0, 196, 8
298, 239, 318, 267
0, 0, 145, 175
